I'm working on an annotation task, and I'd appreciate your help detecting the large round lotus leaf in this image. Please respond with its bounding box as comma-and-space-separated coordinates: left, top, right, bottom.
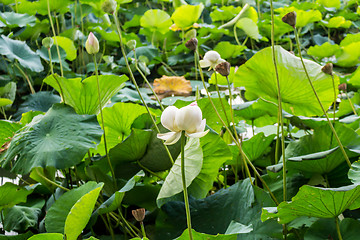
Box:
140, 9, 172, 34
234, 46, 337, 116
0, 12, 36, 28
171, 4, 204, 29
52, 36, 77, 61
0, 35, 44, 72
1, 104, 103, 174
44, 74, 128, 115
14, 91, 61, 120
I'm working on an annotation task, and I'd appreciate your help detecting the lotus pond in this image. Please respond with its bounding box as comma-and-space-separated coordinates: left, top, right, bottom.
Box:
2, 0, 360, 239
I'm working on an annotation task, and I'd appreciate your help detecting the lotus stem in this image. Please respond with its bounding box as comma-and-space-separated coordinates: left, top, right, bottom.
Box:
214, 72, 231, 127
35, 168, 69, 192
93, 55, 117, 189
47, 0, 63, 76
112, 10, 174, 165
335, 217, 343, 240
181, 131, 193, 240
294, 27, 351, 168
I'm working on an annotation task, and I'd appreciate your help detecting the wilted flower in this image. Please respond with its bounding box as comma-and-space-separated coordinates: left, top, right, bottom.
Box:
199, 50, 225, 70
85, 32, 99, 55
126, 39, 137, 50
157, 102, 209, 145
215, 61, 231, 77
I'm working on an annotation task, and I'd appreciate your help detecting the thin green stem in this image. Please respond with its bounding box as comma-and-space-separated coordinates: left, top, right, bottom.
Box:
48, 48, 66, 104
345, 91, 357, 116
331, 75, 336, 123
335, 217, 343, 240
47, 0, 63, 76
196, 50, 279, 205
270, 0, 286, 203
134, 51, 164, 111
215, 73, 230, 127
140, 222, 147, 238
36, 168, 69, 192
93, 55, 117, 189
14, 63, 35, 94
181, 131, 193, 240
294, 27, 351, 168
117, 210, 139, 237
112, 11, 174, 165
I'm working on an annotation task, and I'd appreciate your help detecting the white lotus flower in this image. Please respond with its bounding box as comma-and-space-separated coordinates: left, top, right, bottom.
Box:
199, 50, 225, 70
157, 102, 209, 145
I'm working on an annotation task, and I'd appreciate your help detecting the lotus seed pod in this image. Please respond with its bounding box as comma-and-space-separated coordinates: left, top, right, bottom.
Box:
282, 11, 296, 28
321, 63, 333, 76
215, 61, 231, 77
42, 37, 54, 49
85, 32, 99, 55
185, 38, 198, 51
338, 83, 347, 92
101, 0, 117, 14
132, 208, 146, 222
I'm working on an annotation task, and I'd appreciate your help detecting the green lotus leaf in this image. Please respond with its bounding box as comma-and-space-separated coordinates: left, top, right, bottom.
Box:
261, 184, 360, 224
17, 0, 71, 15
324, 16, 352, 28
140, 9, 172, 34
317, 0, 341, 9
0, 120, 21, 147
28, 233, 64, 240
234, 46, 337, 116
307, 42, 340, 59
44, 74, 128, 115
210, 5, 241, 22
45, 182, 103, 233
236, 17, 260, 41
157, 138, 203, 207
275, 7, 322, 28
171, 4, 204, 29
0, 183, 33, 211
286, 123, 360, 174
0, 12, 36, 28
1, 104, 103, 174
0, 35, 43, 72
52, 36, 77, 61
0, 98, 12, 108
64, 183, 104, 240
213, 42, 246, 60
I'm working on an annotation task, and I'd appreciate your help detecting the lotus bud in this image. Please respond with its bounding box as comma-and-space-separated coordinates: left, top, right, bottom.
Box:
215, 61, 231, 77
185, 38, 198, 51
126, 40, 137, 50
132, 208, 145, 222
338, 83, 347, 92
101, 0, 117, 14
85, 32, 99, 55
42, 37, 54, 49
282, 11, 296, 28
321, 63, 333, 76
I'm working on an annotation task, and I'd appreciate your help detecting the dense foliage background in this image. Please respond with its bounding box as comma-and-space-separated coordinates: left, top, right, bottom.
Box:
1, 0, 360, 239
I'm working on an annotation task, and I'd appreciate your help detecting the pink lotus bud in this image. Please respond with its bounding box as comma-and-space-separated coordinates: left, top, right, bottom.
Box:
85, 32, 99, 55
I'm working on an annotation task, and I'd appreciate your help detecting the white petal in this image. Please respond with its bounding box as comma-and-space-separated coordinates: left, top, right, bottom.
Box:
157, 131, 181, 145
196, 119, 206, 132
161, 106, 179, 132
204, 51, 221, 62
175, 104, 202, 133
199, 59, 211, 68
186, 129, 210, 138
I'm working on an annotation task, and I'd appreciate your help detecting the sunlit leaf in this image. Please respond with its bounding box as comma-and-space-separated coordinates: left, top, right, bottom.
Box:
236, 18, 260, 41
307, 42, 340, 59
140, 9, 172, 34
157, 138, 203, 207
171, 4, 204, 29
64, 183, 104, 240
234, 46, 337, 116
